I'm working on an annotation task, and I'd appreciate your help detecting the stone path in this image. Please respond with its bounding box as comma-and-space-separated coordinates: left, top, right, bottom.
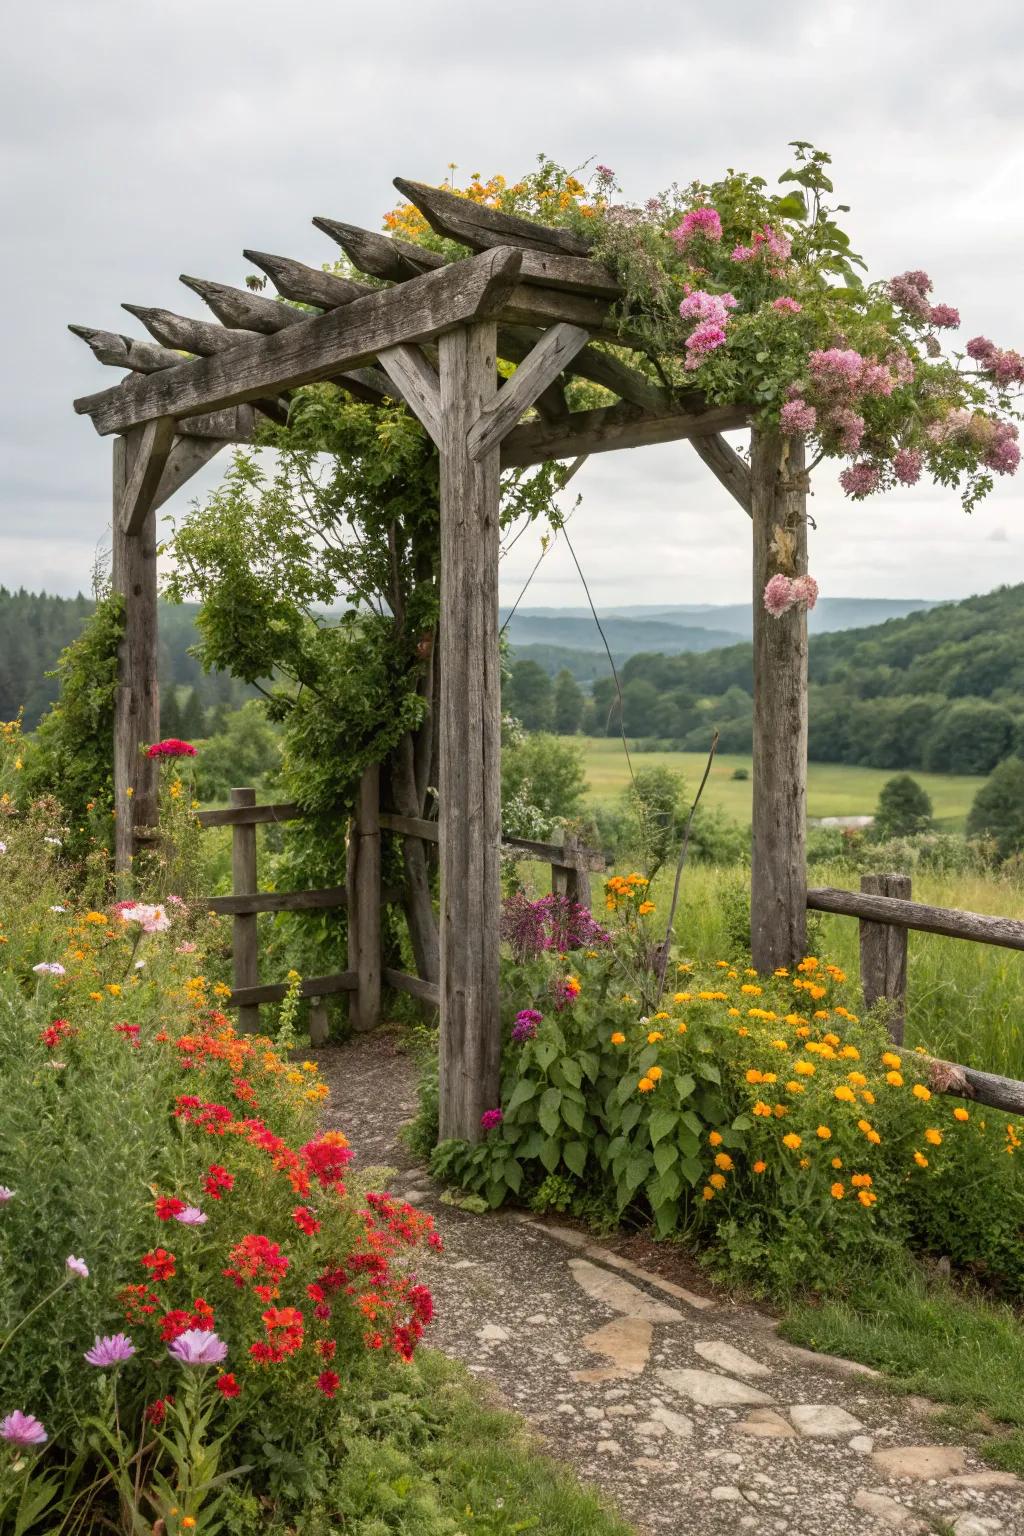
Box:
314, 1029, 1024, 1536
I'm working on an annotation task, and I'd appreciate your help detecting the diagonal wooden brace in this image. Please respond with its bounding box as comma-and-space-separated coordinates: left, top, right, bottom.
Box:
377, 343, 443, 447
120, 415, 176, 534
467, 321, 590, 460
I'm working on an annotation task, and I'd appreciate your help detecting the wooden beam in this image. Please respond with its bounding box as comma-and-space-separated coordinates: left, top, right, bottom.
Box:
500, 399, 750, 467
383, 968, 440, 1007
750, 431, 808, 971
197, 800, 304, 828
69, 324, 185, 374
394, 177, 592, 259
243, 249, 373, 308
207, 885, 348, 916
152, 436, 232, 511
180, 275, 305, 333
377, 343, 443, 446
112, 436, 160, 876
901, 1050, 1024, 1116
120, 415, 176, 534
230, 787, 261, 1031
438, 321, 503, 1142
75, 247, 524, 435
313, 216, 445, 280
229, 970, 357, 1008
498, 283, 616, 337
123, 303, 261, 357
690, 432, 753, 515
176, 404, 265, 438
347, 765, 382, 1031
499, 326, 665, 412
468, 322, 590, 460
806, 885, 1024, 953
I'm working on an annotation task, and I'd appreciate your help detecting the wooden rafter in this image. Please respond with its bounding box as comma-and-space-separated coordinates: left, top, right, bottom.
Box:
467, 322, 590, 460
69, 324, 185, 374
122, 303, 259, 356
119, 415, 176, 534
393, 177, 591, 259
500, 399, 751, 468
180, 275, 305, 333
314, 216, 445, 280
243, 249, 373, 308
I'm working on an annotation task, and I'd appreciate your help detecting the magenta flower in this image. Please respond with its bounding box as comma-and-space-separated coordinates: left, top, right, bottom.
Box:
780, 400, 816, 437
168, 1329, 228, 1366
772, 296, 802, 314
0, 1187, 15, 1204
966, 335, 997, 364
929, 303, 959, 329
84, 1333, 136, 1368
173, 1206, 208, 1226
66, 1255, 89, 1279
512, 1009, 543, 1044
731, 244, 755, 262
1, 1411, 47, 1447
684, 320, 727, 369
669, 206, 722, 249
480, 1109, 504, 1132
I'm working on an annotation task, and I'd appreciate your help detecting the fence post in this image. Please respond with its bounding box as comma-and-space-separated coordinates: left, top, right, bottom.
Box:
230, 787, 260, 1034
347, 764, 381, 1031
562, 832, 593, 913
859, 872, 910, 1044
308, 999, 330, 1047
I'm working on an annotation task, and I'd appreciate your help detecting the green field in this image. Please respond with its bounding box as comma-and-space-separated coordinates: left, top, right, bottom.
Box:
570, 737, 985, 828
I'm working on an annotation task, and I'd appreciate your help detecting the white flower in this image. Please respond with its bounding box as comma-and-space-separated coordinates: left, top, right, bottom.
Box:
49, 905, 66, 913
66, 1255, 89, 1280
43, 837, 62, 848
32, 963, 66, 977
0, 842, 7, 854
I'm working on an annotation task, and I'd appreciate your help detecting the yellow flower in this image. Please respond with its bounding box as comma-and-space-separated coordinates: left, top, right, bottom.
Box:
746, 1069, 763, 1084
770, 1039, 789, 1051
740, 983, 762, 996
834, 1086, 856, 1104
638, 901, 656, 915
647, 1066, 663, 1082
857, 1189, 877, 1207
851, 1173, 872, 1189
709, 1172, 727, 1190
794, 1060, 815, 1077
107, 984, 121, 997
84, 911, 106, 924
924, 1128, 942, 1146
89, 991, 102, 1002
702, 1185, 715, 1200
823, 1033, 841, 1047
752, 1159, 767, 1174
761, 1072, 777, 1085
774, 1103, 788, 1117
638, 1077, 655, 1093
647, 1031, 664, 1044
752, 1101, 773, 1117
912, 1084, 931, 1102
610, 1032, 626, 1045
847, 1071, 868, 1088
886, 1071, 904, 1087
881, 1051, 902, 1069
798, 1156, 811, 1169
708, 1131, 723, 1147
816, 1125, 832, 1140
786, 1081, 805, 1094
213, 982, 231, 998
830, 1182, 845, 1199
782, 1133, 802, 1150
914, 1150, 929, 1168
840, 1046, 860, 1060
286, 1070, 304, 1085
831, 1156, 843, 1169
861, 1090, 876, 1105
953, 1107, 969, 1122
714, 1152, 733, 1171
677, 1022, 688, 1035
672, 993, 690, 1004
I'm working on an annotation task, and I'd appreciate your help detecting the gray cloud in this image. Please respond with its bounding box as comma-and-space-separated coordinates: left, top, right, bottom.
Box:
2, 0, 1022, 606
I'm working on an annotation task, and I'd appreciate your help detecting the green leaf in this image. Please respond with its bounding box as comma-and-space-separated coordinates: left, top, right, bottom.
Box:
731, 1113, 753, 1132
674, 1073, 696, 1101
654, 1141, 679, 1176
557, 1056, 583, 1090
503, 1158, 523, 1194
540, 1135, 562, 1174
681, 1110, 703, 1137
561, 1096, 585, 1133
538, 1087, 562, 1137
564, 1140, 587, 1177
624, 1153, 652, 1195
534, 1042, 558, 1072
649, 1108, 677, 1147
505, 1078, 538, 1116
620, 1101, 642, 1134
775, 191, 807, 218
697, 1060, 721, 1086
680, 1155, 705, 1187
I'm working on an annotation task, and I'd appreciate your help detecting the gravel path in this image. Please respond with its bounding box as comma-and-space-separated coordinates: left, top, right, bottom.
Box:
313, 1028, 1023, 1536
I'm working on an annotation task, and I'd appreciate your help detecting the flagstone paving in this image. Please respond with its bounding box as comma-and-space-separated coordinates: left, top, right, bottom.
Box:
315, 1028, 1024, 1536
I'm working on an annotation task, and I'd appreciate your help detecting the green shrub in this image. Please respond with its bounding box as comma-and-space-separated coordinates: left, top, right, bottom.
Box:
968, 757, 1024, 859
874, 774, 933, 839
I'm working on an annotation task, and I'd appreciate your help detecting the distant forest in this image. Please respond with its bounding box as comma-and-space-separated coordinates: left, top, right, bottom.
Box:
0, 589, 252, 733
504, 584, 1024, 776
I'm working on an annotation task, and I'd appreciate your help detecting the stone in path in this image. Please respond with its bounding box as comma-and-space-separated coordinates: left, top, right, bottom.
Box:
789, 1402, 866, 1438
853, 1489, 929, 1529
575, 1316, 652, 1379
694, 1338, 771, 1378
658, 1366, 774, 1408
567, 1258, 682, 1323
872, 1443, 967, 1480
649, 1405, 694, 1439
947, 1470, 1021, 1489
734, 1407, 797, 1439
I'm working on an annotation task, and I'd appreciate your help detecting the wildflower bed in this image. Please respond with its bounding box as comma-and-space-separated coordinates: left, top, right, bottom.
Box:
428, 890, 1024, 1298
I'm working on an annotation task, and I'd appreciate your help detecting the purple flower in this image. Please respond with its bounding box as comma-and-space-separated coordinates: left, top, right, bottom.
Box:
893, 448, 924, 485
168, 1329, 228, 1366
511, 1009, 543, 1044
480, 1109, 504, 1132
66, 1255, 89, 1279
173, 1206, 208, 1226
84, 1333, 136, 1368
0, 1187, 15, 1204
839, 461, 881, 499
500, 893, 609, 964
32, 963, 65, 977
1, 1411, 47, 1446
669, 206, 723, 249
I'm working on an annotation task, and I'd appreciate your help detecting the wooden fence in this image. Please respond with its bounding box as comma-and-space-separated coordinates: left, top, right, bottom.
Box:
197, 767, 604, 1040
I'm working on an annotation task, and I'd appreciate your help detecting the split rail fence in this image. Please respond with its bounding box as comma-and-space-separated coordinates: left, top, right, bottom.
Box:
197, 765, 604, 1041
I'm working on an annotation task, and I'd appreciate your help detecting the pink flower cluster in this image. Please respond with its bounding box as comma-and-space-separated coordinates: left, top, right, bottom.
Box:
838, 462, 881, 498
928, 410, 1020, 474
772, 296, 802, 314
678, 289, 738, 371
669, 206, 722, 250
763, 574, 819, 618
780, 399, 816, 437
966, 336, 1024, 388
731, 225, 792, 265
119, 901, 171, 934
887, 270, 960, 331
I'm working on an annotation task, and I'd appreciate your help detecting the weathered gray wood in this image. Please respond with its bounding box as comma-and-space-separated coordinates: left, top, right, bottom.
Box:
859, 873, 911, 1043
197, 800, 304, 828
500, 399, 749, 467
562, 831, 593, 911
497, 284, 617, 337
690, 432, 753, 515
900, 1050, 1024, 1115
111, 435, 160, 877
806, 886, 1024, 952
313, 216, 445, 280
176, 404, 267, 437
76, 247, 524, 435
152, 436, 232, 510
438, 321, 503, 1142
180, 275, 304, 333
242, 250, 373, 308
308, 999, 330, 1046
498, 326, 664, 412
347, 765, 381, 1031
393, 177, 593, 259
750, 430, 808, 972
207, 885, 348, 916
230, 788, 261, 1032
383, 968, 441, 1007
377, 344, 443, 446
503, 833, 606, 870
229, 971, 357, 1008
379, 811, 439, 841
468, 322, 591, 460
69, 324, 186, 373
123, 302, 261, 356
120, 415, 176, 534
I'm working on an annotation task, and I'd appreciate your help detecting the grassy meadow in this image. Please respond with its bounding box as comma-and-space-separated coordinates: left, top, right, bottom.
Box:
570, 736, 985, 828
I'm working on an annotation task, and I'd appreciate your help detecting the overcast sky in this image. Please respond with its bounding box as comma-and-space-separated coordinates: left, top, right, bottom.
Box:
3, 0, 1022, 609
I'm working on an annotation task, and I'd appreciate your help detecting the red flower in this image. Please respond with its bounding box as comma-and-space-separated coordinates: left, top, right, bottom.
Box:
291, 1205, 321, 1236
223, 1233, 289, 1297
114, 1022, 141, 1047
40, 1018, 74, 1049
141, 1248, 176, 1282
160, 1298, 215, 1342
144, 1396, 173, 1428
316, 1338, 337, 1360
145, 739, 197, 759
215, 1373, 241, 1399
316, 1370, 340, 1398
154, 1196, 186, 1222
300, 1133, 352, 1188
203, 1164, 235, 1201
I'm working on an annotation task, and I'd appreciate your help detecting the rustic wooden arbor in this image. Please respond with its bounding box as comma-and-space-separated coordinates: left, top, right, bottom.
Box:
70, 178, 810, 1140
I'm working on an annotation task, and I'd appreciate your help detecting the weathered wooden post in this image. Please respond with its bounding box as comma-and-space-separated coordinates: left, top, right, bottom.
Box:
437, 321, 503, 1142
750, 430, 809, 972
859, 872, 911, 1043
230, 787, 261, 1033
346, 763, 381, 1032
111, 433, 161, 876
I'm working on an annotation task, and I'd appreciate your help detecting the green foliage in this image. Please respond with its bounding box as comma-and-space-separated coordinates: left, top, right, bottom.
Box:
967, 757, 1024, 858
503, 660, 554, 732
622, 766, 686, 880
21, 592, 124, 859
553, 668, 585, 735
194, 700, 282, 805
874, 774, 933, 839
500, 730, 586, 838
